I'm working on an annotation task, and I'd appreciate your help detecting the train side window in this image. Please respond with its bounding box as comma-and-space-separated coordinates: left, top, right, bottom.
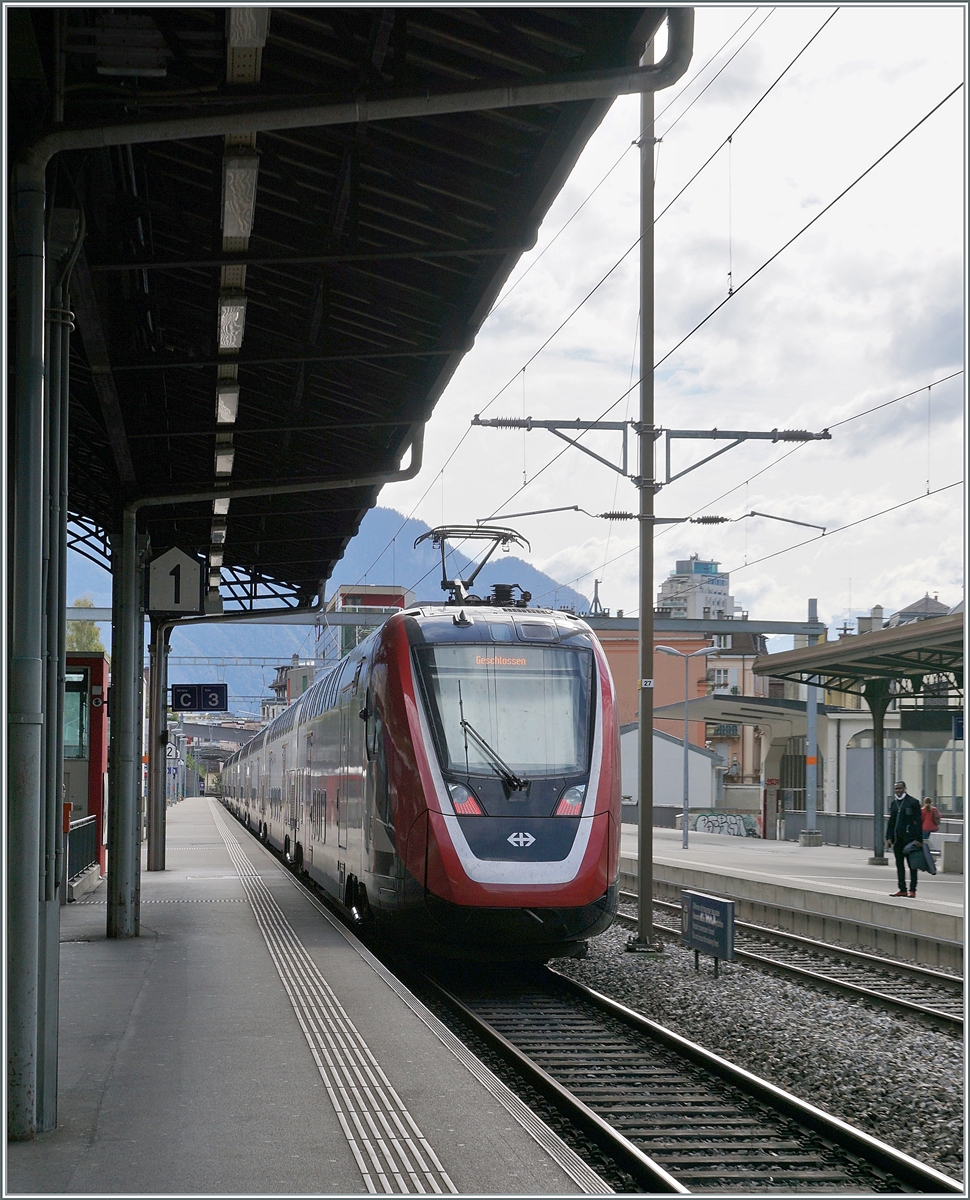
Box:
365, 693, 381, 761
375, 721, 390, 825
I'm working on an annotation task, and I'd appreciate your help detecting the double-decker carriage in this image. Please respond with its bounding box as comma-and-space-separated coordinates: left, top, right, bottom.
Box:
223, 529, 621, 960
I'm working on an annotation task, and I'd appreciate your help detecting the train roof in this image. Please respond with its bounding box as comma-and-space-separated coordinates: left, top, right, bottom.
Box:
226, 606, 597, 762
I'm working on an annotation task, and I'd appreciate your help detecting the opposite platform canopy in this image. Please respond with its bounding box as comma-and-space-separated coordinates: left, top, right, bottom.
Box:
653, 694, 837, 739
752, 613, 964, 700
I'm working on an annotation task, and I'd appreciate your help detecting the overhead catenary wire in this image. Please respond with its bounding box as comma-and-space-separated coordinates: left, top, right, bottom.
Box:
650, 81, 963, 376
822, 372, 962, 430
351, 11, 841, 589
483, 81, 962, 528
702, 481, 964, 585
530, 375, 964, 603
615, 480, 963, 618
481, 8, 843, 424
659, 372, 964, 530
657, 7, 777, 140
490, 7, 773, 316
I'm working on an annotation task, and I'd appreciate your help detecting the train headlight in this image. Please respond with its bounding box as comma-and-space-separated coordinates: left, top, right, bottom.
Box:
554, 785, 586, 816
448, 782, 484, 816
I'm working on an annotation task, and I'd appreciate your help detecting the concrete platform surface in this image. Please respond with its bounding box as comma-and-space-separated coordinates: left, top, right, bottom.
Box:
620, 825, 964, 947
7, 799, 608, 1196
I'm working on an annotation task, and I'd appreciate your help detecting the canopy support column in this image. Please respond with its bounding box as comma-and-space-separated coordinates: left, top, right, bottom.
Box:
864, 678, 891, 865
8, 161, 47, 1141
107, 509, 141, 936
147, 620, 172, 871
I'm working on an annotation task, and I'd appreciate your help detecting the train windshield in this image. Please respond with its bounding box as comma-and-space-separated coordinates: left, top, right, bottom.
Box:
413, 644, 593, 778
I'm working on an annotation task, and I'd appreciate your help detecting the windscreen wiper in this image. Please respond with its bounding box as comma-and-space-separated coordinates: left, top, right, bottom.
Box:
459, 719, 526, 791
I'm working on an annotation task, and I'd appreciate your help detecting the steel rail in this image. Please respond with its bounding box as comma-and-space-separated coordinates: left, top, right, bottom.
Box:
629, 892, 960, 984
621, 891, 962, 1020
418, 972, 688, 1195
546, 969, 963, 1194
612, 908, 963, 1030
619, 884, 964, 970
230, 811, 961, 1194
624, 893, 966, 982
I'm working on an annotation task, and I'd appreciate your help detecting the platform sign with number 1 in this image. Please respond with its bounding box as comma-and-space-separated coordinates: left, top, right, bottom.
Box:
147, 547, 205, 614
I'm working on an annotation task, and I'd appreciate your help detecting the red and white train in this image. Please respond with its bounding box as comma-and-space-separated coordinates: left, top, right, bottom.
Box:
223, 604, 621, 960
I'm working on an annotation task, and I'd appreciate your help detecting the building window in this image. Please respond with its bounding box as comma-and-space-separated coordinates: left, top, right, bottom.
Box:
714, 634, 732, 649
712, 669, 729, 688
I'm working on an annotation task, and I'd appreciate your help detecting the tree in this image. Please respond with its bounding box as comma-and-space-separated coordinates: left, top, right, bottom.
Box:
66, 595, 106, 654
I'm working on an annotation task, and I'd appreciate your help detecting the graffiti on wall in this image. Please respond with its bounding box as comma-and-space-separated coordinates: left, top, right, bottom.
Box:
693, 811, 762, 838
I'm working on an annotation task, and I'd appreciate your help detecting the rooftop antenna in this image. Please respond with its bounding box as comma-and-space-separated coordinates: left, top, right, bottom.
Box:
589, 579, 606, 615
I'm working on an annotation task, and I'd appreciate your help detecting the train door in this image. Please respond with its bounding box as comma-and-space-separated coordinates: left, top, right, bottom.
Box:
307, 731, 324, 844
364, 685, 396, 881
337, 701, 349, 850
301, 733, 311, 848
285, 742, 298, 838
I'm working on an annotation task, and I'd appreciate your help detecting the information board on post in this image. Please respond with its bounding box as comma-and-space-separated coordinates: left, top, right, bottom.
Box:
171, 683, 228, 712
681, 889, 735, 975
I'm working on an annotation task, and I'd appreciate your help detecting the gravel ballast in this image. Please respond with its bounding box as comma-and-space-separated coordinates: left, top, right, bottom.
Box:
553, 924, 965, 1182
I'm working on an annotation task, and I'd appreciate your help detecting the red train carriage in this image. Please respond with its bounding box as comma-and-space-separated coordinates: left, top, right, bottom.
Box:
224, 606, 620, 960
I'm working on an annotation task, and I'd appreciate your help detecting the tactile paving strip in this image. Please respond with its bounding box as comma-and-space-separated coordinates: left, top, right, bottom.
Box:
211, 805, 457, 1195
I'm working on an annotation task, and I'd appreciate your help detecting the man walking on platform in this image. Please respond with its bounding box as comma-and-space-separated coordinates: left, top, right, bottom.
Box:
886, 780, 922, 897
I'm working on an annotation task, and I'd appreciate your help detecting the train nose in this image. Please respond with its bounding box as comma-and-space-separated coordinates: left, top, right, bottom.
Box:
456, 815, 585, 861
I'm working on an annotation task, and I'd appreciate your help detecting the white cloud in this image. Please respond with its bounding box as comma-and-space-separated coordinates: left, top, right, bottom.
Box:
376, 5, 965, 632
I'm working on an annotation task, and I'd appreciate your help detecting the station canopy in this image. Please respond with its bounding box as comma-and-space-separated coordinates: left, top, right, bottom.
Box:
653, 695, 837, 739
751, 614, 964, 701
10, 6, 666, 609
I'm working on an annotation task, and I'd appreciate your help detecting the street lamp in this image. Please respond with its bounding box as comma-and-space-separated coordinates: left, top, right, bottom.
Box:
657, 645, 720, 848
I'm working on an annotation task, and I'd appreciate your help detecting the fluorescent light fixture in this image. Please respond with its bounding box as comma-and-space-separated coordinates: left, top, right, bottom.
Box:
209, 570, 222, 589
214, 448, 235, 476
227, 7, 270, 47
222, 154, 259, 239
212, 497, 230, 516
211, 521, 227, 545
218, 293, 247, 351
216, 382, 239, 425
209, 549, 224, 567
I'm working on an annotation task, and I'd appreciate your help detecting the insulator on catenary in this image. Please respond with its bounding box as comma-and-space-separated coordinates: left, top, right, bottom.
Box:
598, 511, 636, 521
690, 515, 729, 524
775, 429, 812, 440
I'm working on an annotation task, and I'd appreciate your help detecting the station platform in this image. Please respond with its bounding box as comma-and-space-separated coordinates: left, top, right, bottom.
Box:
620, 825, 965, 970
8, 798, 608, 1196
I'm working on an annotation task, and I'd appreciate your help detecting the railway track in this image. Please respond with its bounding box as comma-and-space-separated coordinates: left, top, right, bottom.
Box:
415, 963, 962, 1194
250, 821, 961, 1193
616, 893, 963, 1030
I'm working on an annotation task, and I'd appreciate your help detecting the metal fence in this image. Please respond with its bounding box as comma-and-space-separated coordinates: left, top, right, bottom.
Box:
67, 814, 99, 881
621, 804, 678, 827
783, 811, 963, 847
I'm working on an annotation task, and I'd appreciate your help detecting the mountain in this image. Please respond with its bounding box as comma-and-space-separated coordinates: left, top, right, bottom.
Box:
66, 507, 590, 716
332, 507, 590, 612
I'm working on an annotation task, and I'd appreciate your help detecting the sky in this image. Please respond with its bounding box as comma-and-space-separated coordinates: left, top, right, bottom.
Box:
365, 4, 966, 644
